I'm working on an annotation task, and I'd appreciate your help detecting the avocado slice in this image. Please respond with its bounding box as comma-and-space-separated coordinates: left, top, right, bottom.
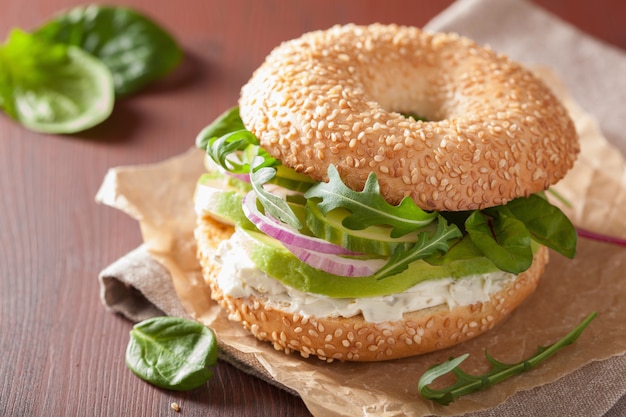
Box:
238, 227, 502, 298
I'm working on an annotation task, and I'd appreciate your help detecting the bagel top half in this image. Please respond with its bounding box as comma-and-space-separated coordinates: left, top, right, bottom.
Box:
239, 23, 579, 211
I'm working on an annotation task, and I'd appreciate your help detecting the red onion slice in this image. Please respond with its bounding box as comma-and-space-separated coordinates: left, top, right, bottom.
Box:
242, 191, 360, 255
220, 167, 251, 183
284, 244, 386, 277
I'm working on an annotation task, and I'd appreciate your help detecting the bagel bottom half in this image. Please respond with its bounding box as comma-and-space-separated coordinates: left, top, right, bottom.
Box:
195, 215, 549, 362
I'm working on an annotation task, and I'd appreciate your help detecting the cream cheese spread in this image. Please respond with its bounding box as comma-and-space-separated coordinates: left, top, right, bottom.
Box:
213, 228, 517, 323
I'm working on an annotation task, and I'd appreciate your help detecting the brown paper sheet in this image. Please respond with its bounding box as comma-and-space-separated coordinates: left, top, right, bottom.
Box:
96, 70, 626, 416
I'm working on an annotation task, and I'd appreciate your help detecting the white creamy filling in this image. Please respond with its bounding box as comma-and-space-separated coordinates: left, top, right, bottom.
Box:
213, 228, 518, 323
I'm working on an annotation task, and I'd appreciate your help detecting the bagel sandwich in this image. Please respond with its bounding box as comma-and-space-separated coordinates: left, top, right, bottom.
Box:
193, 24, 579, 362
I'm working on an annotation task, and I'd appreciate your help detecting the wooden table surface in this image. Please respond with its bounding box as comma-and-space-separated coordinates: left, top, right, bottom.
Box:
2, 1, 625, 416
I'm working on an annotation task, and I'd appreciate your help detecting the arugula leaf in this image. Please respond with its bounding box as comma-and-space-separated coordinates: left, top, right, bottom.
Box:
196, 106, 247, 150
34, 5, 183, 96
374, 216, 461, 280
250, 158, 303, 229
418, 312, 597, 405
304, 165, 437, 238
200, 108, 277, 175
126, 316, 218, 391
206, 129, 268, 174
0, 29, 114, 133
465, 208, 533, 273
505, 194, 577, 258
198, 111, 302, 229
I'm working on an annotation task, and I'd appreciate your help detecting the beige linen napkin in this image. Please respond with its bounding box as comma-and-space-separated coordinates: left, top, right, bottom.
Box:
97, 0, 626, 416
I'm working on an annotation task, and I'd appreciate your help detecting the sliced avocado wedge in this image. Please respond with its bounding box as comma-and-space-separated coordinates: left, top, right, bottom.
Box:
238, 227, 502, 298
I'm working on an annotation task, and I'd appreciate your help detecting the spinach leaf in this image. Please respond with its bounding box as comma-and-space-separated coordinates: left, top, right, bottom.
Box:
196, 106, 247, 150
463, 194, 577, 274
34, 5, 182, 96
505, 193, 577, 258
465, 208, 533, 273
0, 29, 114, 133
126, 316, 218, 391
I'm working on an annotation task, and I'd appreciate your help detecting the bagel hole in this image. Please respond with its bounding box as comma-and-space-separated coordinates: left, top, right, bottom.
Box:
363, 64, 447, 122
400, 112, 429, 122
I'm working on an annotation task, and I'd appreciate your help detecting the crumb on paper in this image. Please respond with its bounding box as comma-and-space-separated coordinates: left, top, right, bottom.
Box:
171, 402, 180, 412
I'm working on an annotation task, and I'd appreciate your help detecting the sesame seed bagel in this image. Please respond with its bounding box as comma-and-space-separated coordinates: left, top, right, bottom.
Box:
195, 215, 548, 362
239, 24, 578, 211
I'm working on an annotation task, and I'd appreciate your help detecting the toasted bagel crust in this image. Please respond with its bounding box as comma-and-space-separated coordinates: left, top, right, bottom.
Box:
195, 215, 548, 362
239, 24, 578, 211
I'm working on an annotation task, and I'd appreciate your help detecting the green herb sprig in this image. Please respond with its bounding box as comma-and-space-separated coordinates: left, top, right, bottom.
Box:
250, 160, 304, 229
304, 165, 438, 237
418, 312, 597, 405
374, 216, 461, 280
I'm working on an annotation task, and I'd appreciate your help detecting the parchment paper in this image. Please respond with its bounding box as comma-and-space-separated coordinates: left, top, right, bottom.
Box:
95, 1, 626, 416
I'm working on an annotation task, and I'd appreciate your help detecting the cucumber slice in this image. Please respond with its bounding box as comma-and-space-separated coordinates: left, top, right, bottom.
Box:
306, 199, 429, 256
194, 172, 253, 227
239, 227, 501, 298
267, 165, 316, 192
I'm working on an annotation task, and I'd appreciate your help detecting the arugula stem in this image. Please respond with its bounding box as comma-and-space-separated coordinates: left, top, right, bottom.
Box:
418, 312, 597, 405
